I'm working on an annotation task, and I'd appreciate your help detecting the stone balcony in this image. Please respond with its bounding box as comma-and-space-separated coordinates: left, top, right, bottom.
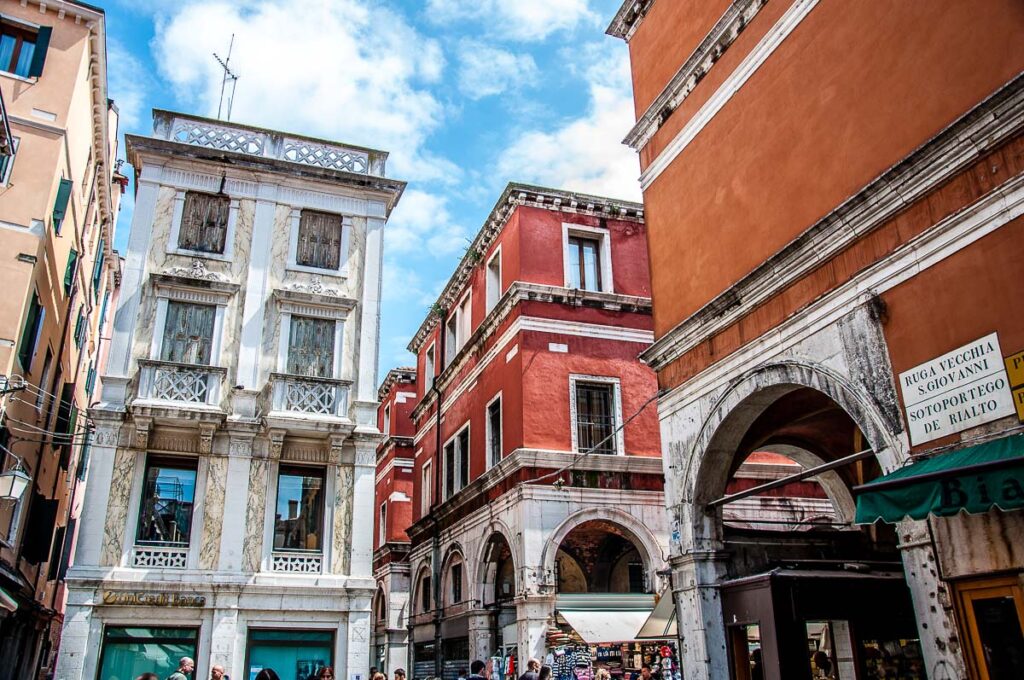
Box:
136, 359, 227, 409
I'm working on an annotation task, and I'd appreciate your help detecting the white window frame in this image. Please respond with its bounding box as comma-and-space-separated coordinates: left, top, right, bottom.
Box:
442, 421, 471, 500
568, 374, 625, 456
167, 189, 239, 262
458, 291, 473, 346
150, 286, 230, 366
424, 341, 436, 385
485, 391, 503, 469
383, 403, 391, 435
562, 222, 614, 293
420, 460, 433, 517
0, 137, 20, 186
275, 301, 347, 379
444, 290, 472, 367
286, 207, 352, 277
378, 501, 387, 546
485, 246, 502, 313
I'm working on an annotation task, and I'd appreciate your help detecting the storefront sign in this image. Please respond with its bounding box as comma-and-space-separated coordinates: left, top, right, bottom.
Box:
102, 590, 206, 607
899, 333, 1015, 445
1004, 349, 1024, 422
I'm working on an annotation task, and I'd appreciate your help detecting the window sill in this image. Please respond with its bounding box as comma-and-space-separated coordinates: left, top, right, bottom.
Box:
286, 262, 348, 278
0, 70, 36, 84
167, 246, 233, 263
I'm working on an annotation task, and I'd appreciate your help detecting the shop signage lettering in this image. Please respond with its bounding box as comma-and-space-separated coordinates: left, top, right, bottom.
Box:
1004, 349, 1024, 423
939, 475, 1024, 511
102, 590, 206, 607
900, 333, 1015, 445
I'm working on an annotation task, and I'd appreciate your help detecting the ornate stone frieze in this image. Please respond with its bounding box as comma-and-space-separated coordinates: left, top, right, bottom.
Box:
148, 429, 200, 454
198, 423, 217, 455
164, 258, 230, 283
132, 417, 152, 450
288, 275, 341, 297
267, 429, 286, 459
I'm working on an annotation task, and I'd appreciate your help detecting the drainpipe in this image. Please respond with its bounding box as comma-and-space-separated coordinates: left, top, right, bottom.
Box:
431, 312, 447, 678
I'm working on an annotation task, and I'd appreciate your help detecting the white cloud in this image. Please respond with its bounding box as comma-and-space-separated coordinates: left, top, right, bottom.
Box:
456, 41, 538, 100
426, 0, 597, 41
495, 43, 640, 201
151, 0, 456, 182
107, 39, 150, 131
385, 189, 469, 256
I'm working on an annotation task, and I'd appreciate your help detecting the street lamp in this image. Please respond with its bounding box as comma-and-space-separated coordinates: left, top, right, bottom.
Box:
0, 459, 30, 501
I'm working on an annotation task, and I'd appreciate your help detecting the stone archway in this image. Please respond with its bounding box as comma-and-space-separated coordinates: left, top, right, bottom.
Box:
476, 523, 519, 606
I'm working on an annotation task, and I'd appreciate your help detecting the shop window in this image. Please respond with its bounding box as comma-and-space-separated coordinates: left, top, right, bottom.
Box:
443, 424, 470, 499
274, 465, 325, 553
245, 629, 334, 680
286, 315, 336, 378
135, 457, 198, 546
160, 301, 215, 365
178, 190, 229, 254
97, 627, 197, 680
486, 395, 502, 468
573, 379, 618, 454
296, 209, 343, 270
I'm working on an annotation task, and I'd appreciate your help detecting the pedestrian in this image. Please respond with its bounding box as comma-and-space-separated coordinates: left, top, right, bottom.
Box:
167, 658, 195, 680
595, 670, 610, 680
394, 668, 406, 680
316, 667, 335, 680
210, 665, 228, 680
372, 673, 386, 680
136, 675, 159, 680
537, 666, 551, 680
458, 668, 467, 680
518, 659, 540, 680
371, 668, 379, 680
255, 671, 281, 680
469, 660, 487, 680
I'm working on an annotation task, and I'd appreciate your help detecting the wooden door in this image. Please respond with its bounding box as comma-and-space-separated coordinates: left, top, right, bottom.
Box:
953, 576, 1024, 680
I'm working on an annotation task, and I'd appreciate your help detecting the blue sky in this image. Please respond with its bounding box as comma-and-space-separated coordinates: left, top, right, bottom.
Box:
103, 0, 640, 374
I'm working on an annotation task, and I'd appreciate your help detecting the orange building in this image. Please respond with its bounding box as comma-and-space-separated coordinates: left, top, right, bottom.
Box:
610, 1, 1024, 679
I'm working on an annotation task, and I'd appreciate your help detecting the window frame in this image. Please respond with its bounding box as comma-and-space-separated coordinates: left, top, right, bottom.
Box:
276, 308, 345, 380
167, 189, 238, 261
486, 392, 502, 469
134, 455, 199, 548
420, 460, 433, 517
569, 374, 625, 456
286, 207, 351, 277
0, 20, 38, 79
383, 403, 391, 435
378, 501, 387, 546
150, 285, 230, 367
424, 341, 436, 386
442, 422, 471, 500
272, 464, 327, 554
17, 288, 45, 373
0, 136, 20, 186
562, 222, 614, 293
485, 246, 502, 313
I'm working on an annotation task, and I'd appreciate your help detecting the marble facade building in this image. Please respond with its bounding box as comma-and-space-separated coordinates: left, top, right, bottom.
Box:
53, 111, 404, 680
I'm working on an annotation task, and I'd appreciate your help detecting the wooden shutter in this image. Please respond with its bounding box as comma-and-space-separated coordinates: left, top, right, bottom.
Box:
63, 249, 78, 295
26, 26, 50, 77
297, 210, 342, 269
52, 178, 72, 233
287, 316, 335, 377
161, 302, 215, 365
179, 191, 229, 253
17, 291, 42, 369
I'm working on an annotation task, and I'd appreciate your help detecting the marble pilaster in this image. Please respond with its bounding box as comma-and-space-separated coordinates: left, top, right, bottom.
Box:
242, 457, 270, 572
100, 447, 137, 566
333, 463, 354, 575
199, 455, 229, 570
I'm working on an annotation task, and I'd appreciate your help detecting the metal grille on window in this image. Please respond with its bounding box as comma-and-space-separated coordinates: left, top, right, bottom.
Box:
297, 210, 342, 270
179, 191, 229, 253
287, 316, 335, 378
161, 302, 215, 365
576, 382, 616, 454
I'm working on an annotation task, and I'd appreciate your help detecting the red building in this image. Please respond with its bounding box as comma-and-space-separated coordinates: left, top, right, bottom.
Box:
389, 184, 673, 679
373, 368, 418, 676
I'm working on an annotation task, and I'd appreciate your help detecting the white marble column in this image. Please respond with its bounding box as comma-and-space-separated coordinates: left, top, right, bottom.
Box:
235, 183, 277, 394
672, 550, 730, 680
349, 441, 378, 578
52, 602, 91, 680
219, 438, 254, 571
71, 421, 119, 568
516, 596, 554, 663
352, 213, 385, 429
209, 599, 240, 675
345, 610, 372, 680
468, 611, 494, 663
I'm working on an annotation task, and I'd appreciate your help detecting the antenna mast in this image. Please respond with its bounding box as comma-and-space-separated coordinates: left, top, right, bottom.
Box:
214, 34, 239, 121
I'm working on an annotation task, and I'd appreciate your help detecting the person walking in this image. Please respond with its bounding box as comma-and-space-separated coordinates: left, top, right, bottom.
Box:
469, 661, 487, 680
518, 659, 540, 680
537, 666, 551, 680
254, 670, 280, 680
136, 674, 159, 680
394, 668, 406, 680
167, 658, 195, 680
210, 665, 227, 680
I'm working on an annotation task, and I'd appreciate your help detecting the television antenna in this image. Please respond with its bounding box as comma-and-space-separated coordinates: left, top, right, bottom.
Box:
214, 34, 239, 121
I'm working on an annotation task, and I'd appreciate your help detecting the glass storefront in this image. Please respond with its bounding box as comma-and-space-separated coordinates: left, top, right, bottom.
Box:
246, 629, 334, 680
96, 626, 197, 680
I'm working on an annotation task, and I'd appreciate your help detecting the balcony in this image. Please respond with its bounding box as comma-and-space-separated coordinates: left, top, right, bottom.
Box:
132, 545, 188, 569
137, 359, 226, 407
269, 373, 350, 417
271, 551, 323, 574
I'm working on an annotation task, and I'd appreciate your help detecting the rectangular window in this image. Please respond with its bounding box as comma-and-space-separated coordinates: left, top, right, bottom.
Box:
17, 290, 44, 372
421, 575, 432, 612
451, 563, 463, 603
35, 349, 53, 411
444, 425, 470, 499
575, 382, 616, 454
487, 395, 502, 469
383, 404, 391, 435
444, 316, 457, 366
459, 294, 472, 348
0, 22, 50, 78
73, 305, 85, 348
378, 501, 387, 546
63, 249, 78, 296
0, 137, 20, 184
287, 315, 336, 378
97, 627, 197, 680
568, 235, 602, 292
274, 465, 325, 552
135, 456, 198, 546
424, 342, 436, 385
178, 190, 229, 254
486, 249, 502, 312
85, 362, 96, 398
52, 177, 72, 234
92, 238, 105, 302
296, 209, 343, 270
160, 301, 215, 365
420, 461, 432, 516
245, 629, 334, 680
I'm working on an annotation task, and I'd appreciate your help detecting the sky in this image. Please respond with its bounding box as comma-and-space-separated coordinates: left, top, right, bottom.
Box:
103, 0, 641, 374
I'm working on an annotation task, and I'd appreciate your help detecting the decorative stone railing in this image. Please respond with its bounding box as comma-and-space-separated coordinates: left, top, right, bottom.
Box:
137, 359, 227, 407
132, 545, 188, 569
271, 551, 323, 574
153, 111, 386, 176
269, 373, 350, 417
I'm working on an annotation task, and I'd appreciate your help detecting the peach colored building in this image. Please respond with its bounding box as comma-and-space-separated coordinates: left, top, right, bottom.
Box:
611, 1, 1024, 679
0, 2, 124, 679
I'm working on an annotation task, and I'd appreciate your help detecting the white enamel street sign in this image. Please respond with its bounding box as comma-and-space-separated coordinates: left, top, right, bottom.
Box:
899, 332, 1016, 445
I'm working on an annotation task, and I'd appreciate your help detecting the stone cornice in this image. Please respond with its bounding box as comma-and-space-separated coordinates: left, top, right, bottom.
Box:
623, 0, 768, 150
606, 0, 657, 41
409, 282, 653, 421
407, 183, 644, 354
377, 367, 417, 401
641, 73, 1024, 371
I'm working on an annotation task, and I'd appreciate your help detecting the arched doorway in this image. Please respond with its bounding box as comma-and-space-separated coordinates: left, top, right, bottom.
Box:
555, 520, 651, 594
478, 532, 519, 661
673, 363, 954, 680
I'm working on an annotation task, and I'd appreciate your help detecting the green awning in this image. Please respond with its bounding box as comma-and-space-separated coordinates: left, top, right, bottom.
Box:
854, 434, 1024, 524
